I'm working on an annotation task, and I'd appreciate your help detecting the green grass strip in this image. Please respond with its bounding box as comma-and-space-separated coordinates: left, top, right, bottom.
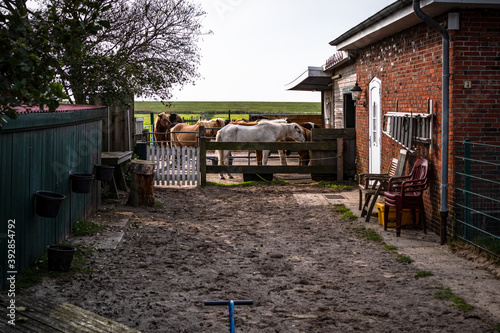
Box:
415, 270, 433, 279
72, 219, 104, 237
434, 286, 475, 312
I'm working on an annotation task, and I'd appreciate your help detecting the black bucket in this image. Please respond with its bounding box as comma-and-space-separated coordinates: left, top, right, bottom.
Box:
95, 165, 114, 181
47, 244, 76, 271
34, 191, 66, 218
71, 173, 94, 193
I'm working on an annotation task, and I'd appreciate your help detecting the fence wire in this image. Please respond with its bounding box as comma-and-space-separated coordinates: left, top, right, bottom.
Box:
454, 140, 500, 257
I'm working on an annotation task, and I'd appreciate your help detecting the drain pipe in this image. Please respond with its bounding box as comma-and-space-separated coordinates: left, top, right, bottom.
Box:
413, 0, 450, 245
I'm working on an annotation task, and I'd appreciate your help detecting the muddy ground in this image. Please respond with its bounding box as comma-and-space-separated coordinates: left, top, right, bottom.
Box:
20, 176, 500, 332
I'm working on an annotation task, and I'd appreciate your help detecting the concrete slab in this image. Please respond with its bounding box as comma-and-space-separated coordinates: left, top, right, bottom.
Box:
107, 211, 133, 227
324, 194, 347, 205
71, 231, 125, 250
69, 210, 132, 250
293, 193, 329, 206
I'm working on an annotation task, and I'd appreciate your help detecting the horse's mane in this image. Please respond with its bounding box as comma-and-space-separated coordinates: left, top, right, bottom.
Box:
229, 119, 259, 126
302, 127, 312, 141
169, 113, 182, 124
197, 118, 225, 128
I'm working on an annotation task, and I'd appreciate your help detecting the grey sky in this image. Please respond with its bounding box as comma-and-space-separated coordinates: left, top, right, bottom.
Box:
171, 0, 395, 102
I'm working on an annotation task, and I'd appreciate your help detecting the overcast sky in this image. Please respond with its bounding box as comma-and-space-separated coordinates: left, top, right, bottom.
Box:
168, 0, 396, 103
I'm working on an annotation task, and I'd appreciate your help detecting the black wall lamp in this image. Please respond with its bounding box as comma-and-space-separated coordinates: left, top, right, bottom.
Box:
351, 82, 366, 107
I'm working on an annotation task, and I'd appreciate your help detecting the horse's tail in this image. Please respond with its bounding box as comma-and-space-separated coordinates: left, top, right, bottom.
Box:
216, 130, 222, 165
215, 128, 222, 142
216, 127, 224, 165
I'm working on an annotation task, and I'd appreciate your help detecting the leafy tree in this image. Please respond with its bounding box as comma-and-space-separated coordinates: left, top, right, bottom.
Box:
1, 0, 206, 128
47, 0, 207, 106
0, 0, 108, 128
0, 0, 63, 126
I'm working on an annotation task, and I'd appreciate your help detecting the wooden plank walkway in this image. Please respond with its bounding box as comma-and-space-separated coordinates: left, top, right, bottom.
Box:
0, 296, 139, 332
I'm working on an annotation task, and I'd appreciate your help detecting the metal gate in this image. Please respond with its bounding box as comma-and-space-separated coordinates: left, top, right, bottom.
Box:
146, 145, 200, 186
454, 140, 500, 257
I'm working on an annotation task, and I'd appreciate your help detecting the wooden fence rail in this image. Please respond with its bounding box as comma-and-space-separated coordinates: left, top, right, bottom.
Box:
135, 127, 356, 186
199, 137, 341, 186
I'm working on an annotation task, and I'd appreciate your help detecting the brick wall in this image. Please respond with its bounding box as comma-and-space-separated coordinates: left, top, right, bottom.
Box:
353, 9, 500, 235
450, 9, 500, 237
451, 9, 500, 144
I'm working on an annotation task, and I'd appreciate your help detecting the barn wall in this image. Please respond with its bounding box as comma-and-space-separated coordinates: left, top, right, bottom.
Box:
353, 8, 500, 235
0, 108, 107, 290
332, 64, 357, 129
101, 96, 134, 152
323, 89, 334, 128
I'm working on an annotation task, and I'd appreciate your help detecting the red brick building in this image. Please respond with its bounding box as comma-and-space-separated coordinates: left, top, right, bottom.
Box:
289, 0, 500, 240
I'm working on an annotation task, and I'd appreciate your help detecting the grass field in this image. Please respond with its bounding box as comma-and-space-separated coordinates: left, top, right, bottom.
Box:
135, 101, 321, 127
135, 101, 320, 114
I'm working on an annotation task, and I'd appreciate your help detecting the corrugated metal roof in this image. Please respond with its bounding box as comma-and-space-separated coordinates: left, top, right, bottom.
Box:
15, 104, 107, 114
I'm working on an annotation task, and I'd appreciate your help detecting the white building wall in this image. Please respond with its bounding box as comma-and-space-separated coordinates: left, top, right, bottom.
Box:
332, 64, 356, 129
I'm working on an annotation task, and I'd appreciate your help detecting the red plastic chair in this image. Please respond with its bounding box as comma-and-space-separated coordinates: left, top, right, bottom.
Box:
383, 159, 429, 237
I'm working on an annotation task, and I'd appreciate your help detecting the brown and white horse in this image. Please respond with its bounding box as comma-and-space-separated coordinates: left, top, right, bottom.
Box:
170, 118, 226, 148
278, 122, 321, 166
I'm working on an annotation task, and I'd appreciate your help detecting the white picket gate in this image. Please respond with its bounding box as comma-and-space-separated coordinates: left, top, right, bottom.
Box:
146, 145, 200, 186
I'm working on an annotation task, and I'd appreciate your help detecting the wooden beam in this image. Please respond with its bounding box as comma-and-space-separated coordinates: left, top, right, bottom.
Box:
0, 296, 139, 332
199, 126, 207, 186
206, 141, 336, 151
206, 165, 334, 174
337, 137, 344, 182
312, 128, 356, 140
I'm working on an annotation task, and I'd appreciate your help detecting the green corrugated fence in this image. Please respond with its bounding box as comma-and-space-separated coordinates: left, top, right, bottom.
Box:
0, 107, 107, 290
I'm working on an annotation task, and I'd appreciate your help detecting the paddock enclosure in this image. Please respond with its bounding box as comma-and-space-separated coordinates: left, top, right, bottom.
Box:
138, 123, 355, 186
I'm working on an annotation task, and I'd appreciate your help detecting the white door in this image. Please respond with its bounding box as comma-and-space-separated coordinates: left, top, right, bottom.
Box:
369, 78, 381, 174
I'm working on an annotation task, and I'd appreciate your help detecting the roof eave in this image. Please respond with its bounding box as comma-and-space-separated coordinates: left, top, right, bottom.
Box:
330, 0, 500, 51
285, 66, 332, 92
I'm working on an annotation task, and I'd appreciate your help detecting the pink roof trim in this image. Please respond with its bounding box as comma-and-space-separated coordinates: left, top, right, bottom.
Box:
15, 104, 107, 114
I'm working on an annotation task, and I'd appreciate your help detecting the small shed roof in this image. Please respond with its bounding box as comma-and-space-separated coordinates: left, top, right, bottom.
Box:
15, 104, 106, 114
285, 67, 332, 91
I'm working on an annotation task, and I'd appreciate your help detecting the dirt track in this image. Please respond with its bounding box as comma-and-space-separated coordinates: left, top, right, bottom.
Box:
21, 181, 500, 332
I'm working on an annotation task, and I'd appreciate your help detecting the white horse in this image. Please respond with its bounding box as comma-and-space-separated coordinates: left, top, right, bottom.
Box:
216, 121, 306, 179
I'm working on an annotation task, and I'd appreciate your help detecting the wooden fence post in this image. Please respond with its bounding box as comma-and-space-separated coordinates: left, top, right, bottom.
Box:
199, 126, 207, 186
337, 137, 343, 182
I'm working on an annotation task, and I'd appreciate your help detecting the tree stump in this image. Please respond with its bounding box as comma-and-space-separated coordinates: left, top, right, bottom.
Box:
126, 160, 156, 207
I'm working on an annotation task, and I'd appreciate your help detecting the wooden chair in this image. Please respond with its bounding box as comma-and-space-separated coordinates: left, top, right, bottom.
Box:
384, 158, 429, 237
358, 158, 397, 210
358, 149, 408, 221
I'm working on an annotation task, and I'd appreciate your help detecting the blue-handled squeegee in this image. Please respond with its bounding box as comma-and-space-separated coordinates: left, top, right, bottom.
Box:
204, 300, 253, 333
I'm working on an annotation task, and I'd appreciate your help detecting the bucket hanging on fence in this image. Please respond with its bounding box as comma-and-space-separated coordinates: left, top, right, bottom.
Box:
95, 165, 114, 181
47, 244, 76, 271
34, 191, 66, 218
71, 173, 94, 193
